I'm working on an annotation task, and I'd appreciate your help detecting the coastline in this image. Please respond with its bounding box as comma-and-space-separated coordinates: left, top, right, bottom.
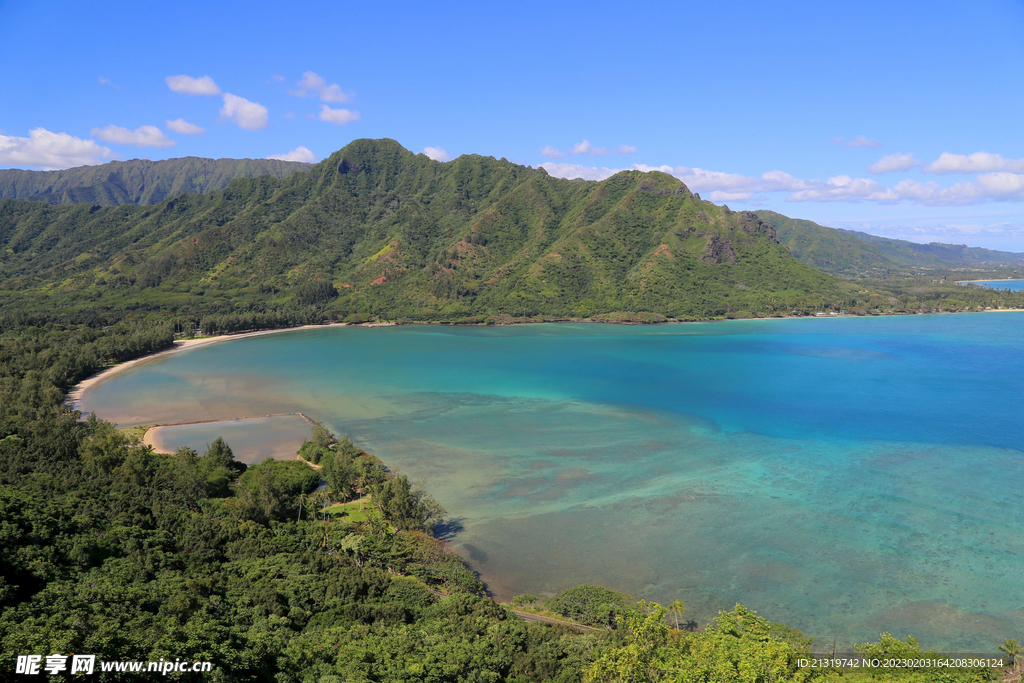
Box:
65, 322, 351, 412
64, 309, 1024, 414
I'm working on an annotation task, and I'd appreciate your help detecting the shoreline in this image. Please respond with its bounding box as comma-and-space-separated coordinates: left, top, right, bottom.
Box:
141, 412, 318, 454
65, 322, 351, 412
64, 309, 1024, 414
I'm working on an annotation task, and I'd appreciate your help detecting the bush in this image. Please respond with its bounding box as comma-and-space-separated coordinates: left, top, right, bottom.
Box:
546, 584, 633, 627
295, 280, 338, 307
512, 594, 539, 607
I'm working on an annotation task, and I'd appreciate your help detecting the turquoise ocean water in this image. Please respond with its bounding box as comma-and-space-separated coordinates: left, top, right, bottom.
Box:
81, 315, 1024, 650
962, 279, 1024, 291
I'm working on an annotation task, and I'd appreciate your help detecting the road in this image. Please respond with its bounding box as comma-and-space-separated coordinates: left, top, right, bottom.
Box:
511, 609, 601, 632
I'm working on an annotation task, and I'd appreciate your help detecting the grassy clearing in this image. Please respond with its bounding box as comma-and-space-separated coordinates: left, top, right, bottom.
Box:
325, 497, 374, 523
118, 425, 151, 442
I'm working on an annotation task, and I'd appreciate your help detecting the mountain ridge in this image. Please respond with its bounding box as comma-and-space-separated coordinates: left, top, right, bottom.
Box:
0, 138, 850, 322
755, 209, 1024, 275
0, 157, 312, 206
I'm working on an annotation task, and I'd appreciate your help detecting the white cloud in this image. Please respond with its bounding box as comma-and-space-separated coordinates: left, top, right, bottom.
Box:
166, 118, 205, 135
975, 172, 1024, 199
166, 75, 220, 96
98, 76, 116, 88
618, 145, 637, 154
267, 146, 316, 163
541, 145, 566, 159
220, 93, 269, 130
830, 137, 846, 144
848, 135, 881, 149
788, 175, 898, 203
91, 124, 175, 148
924, 151, 1024, 175
292, 71, 349, 103
0, 128, 114, 169
541, 155, 1024, 208
317, 105, 360, 125
539, 162, 623, 181
423, 146, 451, 162
572, 139, 608, 155
270, 74, 285, 82
868, 153, 921, 174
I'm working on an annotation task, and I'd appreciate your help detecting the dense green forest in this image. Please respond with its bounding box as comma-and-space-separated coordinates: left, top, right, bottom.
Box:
0, 157, 311, 207
1, 139, 1021, 680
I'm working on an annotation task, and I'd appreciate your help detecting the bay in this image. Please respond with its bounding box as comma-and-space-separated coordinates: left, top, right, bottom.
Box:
80, 314, 1024, 650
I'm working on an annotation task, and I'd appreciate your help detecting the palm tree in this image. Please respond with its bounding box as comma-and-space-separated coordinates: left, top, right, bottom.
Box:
296, 492, 307, 522
998, 638, 1022, 667
667, 599, 686, 630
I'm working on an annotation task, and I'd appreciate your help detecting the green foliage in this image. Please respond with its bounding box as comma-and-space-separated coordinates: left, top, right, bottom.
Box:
852, 633, 995, 682
294, 280, 338, 307
547, 585, 634, 627
371, 474, 446, 533
585, 601, 674, 683
513, 594, 540, 607
229, 459, 321, 522
998, 638, 1022, 666
586, 603, 823, 683
0, 139, 856, 325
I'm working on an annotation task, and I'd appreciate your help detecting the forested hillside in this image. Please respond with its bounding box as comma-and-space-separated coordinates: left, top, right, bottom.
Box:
0, 139, 857, 324
0, 157, 311, 206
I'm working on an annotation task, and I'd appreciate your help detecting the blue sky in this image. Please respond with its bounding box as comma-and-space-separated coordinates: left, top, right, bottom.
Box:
2, 0, 1023, 249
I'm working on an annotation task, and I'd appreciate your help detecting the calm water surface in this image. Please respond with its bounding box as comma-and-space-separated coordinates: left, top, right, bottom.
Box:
82, 314, 1024, 649
961, 279, 1024, 291
148, 414, 313, 464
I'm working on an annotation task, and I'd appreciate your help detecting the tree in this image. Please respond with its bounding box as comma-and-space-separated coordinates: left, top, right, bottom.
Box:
547, 585, 633, 627
585, 602, 672, 683
199, 437, 239, 497
998, 638, 1022, 667
667, 600, 685, 630
370, 475, 445, 533
78, 418, 129, 474
230, 459, 321, 522
323, 449, 359, 502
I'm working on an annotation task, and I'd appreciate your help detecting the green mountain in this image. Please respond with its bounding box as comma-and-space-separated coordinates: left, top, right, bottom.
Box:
0, 139, 847, 322
0, 157, 312, 206
756, 209, 1024, 276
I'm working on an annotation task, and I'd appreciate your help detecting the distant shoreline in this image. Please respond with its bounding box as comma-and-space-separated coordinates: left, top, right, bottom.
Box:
955, 278, 1024, 283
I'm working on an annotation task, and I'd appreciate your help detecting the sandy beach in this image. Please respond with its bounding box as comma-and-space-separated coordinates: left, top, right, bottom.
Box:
65, 322, 350, 412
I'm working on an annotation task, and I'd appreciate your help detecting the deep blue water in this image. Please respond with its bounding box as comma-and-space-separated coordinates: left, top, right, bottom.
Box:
82, 314, 1024, 650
